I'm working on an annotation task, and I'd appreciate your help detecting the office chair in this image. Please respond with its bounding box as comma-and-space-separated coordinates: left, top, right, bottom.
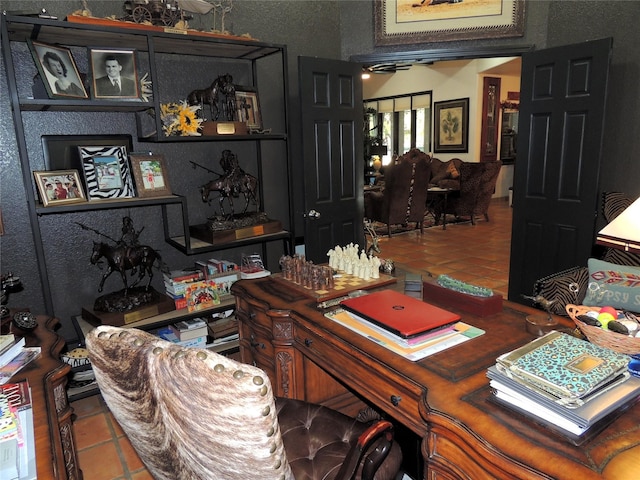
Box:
86, 325, 402, 480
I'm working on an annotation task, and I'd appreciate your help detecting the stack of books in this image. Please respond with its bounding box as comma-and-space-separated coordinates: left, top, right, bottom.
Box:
206, 309, 239, 353
164, 264, 240, 311
0, 381, 36, 480
155, 318, 209, 348
488, 331, 640, 445
0, 335, 40, 386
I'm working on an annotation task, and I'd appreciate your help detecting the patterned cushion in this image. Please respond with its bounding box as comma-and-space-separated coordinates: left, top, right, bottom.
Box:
446, 161, 459, 179
583, 258, 640, 312
533, 266, 589, 316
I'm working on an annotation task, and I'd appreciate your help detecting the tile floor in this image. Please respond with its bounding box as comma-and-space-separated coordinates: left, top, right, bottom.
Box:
70, 198, 512, 479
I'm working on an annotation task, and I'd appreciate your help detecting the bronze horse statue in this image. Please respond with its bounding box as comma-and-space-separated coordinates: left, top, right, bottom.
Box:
186, 80, 219, 120
90, 241, 162, 293
200, 173, 259, 218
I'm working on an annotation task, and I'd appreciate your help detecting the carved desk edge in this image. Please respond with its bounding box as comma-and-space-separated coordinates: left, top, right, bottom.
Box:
12, 314, 82, 480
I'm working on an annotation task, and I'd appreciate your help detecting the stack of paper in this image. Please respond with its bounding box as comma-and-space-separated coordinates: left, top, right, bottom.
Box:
488, 331, 640, 444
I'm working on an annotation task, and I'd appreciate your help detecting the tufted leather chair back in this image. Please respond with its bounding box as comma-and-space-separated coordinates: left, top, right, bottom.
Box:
87, 325, 402, 480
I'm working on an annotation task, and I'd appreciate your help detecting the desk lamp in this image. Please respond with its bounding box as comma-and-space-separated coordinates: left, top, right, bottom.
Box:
596, 196, 640, 253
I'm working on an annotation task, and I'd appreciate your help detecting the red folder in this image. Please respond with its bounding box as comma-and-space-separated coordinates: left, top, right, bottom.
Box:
340, 289, 460, 339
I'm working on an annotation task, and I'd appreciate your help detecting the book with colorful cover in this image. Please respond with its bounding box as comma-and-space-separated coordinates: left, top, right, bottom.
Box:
496, 331, 630, 406
185, 281, 221, 312
0, 348, 40, 386
0, 338, 26, 369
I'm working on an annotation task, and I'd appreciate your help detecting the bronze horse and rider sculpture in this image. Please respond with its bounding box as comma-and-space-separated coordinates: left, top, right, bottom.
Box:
199, 149, 260, 219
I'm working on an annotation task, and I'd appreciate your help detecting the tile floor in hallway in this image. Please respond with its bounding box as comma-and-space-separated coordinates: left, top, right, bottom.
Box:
70, 198, 512, 479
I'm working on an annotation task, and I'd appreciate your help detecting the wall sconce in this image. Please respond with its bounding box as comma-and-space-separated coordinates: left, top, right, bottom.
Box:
596, 197, 640, 253
361, 68, 371, 80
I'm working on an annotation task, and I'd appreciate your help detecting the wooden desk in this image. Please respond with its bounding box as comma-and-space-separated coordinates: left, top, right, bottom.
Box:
10, 315, 82, 480
232, 277, 640, 479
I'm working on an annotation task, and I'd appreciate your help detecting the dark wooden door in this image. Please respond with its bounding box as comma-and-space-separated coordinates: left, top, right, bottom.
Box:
508, 38, 612, 302
299, 56, 364, 263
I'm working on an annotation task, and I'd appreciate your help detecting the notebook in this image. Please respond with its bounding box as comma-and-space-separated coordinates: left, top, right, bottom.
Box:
496, 331, 630, 406
339, 289, 460, 339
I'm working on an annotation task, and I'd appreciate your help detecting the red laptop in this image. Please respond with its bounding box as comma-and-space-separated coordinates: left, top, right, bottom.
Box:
340, 289, 460, 339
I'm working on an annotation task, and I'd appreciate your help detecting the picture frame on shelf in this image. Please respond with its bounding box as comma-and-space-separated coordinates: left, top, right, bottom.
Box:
78, 145, 135, 199
27, 40, 88, 99
89, 48, 140, 100
33, 170, 87, 207
374, 0, 525, 45
235, 87, 262, 131
434, 98, 469, 153
129, 153, 172, 198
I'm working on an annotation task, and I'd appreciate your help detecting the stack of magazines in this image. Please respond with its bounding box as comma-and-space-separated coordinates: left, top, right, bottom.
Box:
487, 330, 640, 445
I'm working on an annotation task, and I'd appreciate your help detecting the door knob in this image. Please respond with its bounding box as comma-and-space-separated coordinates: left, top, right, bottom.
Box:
304, 209, 321, 219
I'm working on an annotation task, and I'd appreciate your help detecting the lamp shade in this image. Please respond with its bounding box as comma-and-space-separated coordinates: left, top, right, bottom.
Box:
596, 197, 640, 253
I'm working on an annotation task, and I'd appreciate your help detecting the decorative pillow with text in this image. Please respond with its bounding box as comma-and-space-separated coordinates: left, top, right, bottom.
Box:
583, 258, 640, 312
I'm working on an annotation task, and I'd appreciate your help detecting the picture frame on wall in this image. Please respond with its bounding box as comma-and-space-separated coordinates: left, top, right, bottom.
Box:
89, 48, 140, 100
78, 145, 136, 199
235, 87, 263, 131
434, 98, 469, 153
374, 0, 525, 45
27, 40, 88, 99
33, 170, 87, 207
129, 153, 172, 198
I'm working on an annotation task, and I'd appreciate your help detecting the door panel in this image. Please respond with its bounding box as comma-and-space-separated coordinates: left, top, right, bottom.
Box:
299, 56, 364, 263
509, 38, 612, 302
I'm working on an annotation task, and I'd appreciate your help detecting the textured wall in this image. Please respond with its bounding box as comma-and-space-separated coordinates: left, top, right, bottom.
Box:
3, 0, 640, 342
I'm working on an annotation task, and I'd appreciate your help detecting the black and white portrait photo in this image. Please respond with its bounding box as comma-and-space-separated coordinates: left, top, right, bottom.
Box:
28, 41, 88, 99
89, 48, 140, 100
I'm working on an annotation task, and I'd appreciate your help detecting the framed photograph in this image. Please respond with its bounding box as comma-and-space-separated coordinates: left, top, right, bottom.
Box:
235, 87, 262, 130
78, 145, 135, 199
27, 40, 88, 99
33, 170, 87, 207
434, 98, 469, 153
374, 0, 525, 45
89, 48, 140, 100
130, 153, 172, 198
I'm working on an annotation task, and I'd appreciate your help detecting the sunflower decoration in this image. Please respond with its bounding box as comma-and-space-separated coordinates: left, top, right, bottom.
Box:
160, 100, 203, 136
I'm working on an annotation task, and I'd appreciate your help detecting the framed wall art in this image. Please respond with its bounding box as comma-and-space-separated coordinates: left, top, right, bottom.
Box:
374, 0, 525, 46
235, 87, 263, 131
33, 170, 87, 207
89, 48, 140, 100
434, 98, 469, 153
28, 40, 88, 99
130, 153, 172, 198
78, 145, 135, 199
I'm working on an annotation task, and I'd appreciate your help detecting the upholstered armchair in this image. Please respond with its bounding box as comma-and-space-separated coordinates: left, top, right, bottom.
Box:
364, 148, 431, 237
439, 161, 502, 225
86, 325, 403, 480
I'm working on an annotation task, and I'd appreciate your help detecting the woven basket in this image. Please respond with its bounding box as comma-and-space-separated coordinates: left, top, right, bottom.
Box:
565, 304, 640, 355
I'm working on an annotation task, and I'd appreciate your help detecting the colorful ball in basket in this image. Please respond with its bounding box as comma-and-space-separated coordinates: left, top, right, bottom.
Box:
597, 312, 616, 329
599, 306, 618, 318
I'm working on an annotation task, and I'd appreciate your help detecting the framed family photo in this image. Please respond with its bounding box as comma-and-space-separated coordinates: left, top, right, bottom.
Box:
434, 98, 469, 153
89, 48, 140, 100
28, 40, 88, 99
33, 170, 87, 207
130, 153, 172, 198
235, 87, 263, 131
78, 145, 136, 199
374, 0, 525, 45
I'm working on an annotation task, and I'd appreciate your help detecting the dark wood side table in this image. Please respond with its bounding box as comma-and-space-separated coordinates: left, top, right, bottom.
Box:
10, 314, 82, 480
426, 187, 458, 230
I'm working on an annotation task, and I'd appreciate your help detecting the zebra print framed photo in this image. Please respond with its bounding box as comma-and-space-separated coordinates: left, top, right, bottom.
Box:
33, 169, 87, 207
78, 145, 135, 200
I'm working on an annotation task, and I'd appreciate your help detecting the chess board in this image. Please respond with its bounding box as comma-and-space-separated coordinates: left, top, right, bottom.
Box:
271, 271, 397, 302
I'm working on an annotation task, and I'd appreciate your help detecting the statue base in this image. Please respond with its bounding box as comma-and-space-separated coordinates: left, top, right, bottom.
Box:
82, 286, 175, 326
190, 212, 282, 244
201, 121, 248, 136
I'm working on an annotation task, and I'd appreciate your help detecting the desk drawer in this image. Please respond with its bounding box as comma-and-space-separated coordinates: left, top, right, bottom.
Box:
294, 323, 426, 434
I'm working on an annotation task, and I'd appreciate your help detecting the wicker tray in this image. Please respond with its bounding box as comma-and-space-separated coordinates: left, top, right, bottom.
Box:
566, 304, 640, 355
